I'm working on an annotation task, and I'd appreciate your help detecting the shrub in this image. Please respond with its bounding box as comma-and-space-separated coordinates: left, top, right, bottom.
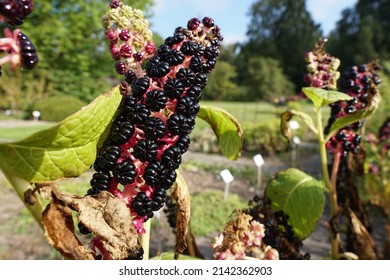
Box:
31, 95, 87, 122
243, 118, 290, 155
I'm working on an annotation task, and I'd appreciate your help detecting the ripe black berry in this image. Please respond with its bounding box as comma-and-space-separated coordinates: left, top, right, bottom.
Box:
90, 170, 111, 192
164, 49, 185, 66
145, 56, 170, 78
189, 56, 203, 73
176, 135, 191, 153
126, 103, 150, 124
145, 89, 167, 112
167, 114, 194, 135
176, 68, 195, 86
94, 145, 122, 171
164, 78, 184, 99
194, 73, 208, 89
113, 159, 137, 185
131, 77, 150, 97
110, 121, 135, 144
180, 41, 199, 56
143, 117, 166, 140
176, 96, 200, 116
186, 85, 203, 101
162, 146, 182, 170
132, 139, 158, 162
18, 32, 38, 69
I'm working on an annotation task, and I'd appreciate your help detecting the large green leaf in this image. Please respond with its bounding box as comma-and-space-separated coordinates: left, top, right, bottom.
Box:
302, 87, 352, 109
198, 105, 243, 160
0, 86, 122, 183
265, 168, 325, 240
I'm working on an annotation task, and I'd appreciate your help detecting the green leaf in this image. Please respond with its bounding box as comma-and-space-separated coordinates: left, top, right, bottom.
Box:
0, 86, 122, 183
302, 87, 352, 109
198, 105, 243, 160
280, 109, 318, 140
265, 168, 325, 240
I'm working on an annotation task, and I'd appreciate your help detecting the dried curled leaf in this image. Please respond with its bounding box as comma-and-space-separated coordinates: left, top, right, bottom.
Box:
172, 171, 191, 259
347, 208, 379, 260
60, 191, 141, 260
42, 193, 95, 260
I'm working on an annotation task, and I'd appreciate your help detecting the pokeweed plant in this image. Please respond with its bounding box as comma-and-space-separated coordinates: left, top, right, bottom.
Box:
0, 0, 245, 260
272, 38, 383, 259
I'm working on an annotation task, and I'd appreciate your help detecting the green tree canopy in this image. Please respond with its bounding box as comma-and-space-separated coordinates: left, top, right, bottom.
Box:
238, 0, 322, 92
327, 0, 390, 71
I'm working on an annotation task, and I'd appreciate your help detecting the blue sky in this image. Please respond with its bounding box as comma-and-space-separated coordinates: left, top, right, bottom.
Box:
150, 0, 357, 45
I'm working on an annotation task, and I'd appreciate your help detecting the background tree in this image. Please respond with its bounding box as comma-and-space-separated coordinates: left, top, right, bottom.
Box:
328, 0, 390, 71
237, 0, 322, 93
245, 56, 295, 102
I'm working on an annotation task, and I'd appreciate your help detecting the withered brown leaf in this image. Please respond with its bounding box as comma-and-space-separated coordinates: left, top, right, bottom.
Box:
172, 171, 191, 259
59, 191, 141, 260
42, 192, 95, 260
347, 208, 379, 260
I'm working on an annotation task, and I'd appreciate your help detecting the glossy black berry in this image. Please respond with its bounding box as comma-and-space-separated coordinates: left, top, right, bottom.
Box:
167, 114, 194, 136
143, 117, 166, 140
164, 49, 185, 66
176, 134, 191, 153
204, 45, 220, 59
0, 0, 34, 26
144, 161, 164, 187
180, 41, 199, 56
176, 96, 200, 116
145, 89, 167, 112
126, 103, 150, 124
157, 44, 171, 59
90, 170, 111, 192
189, 56, 203, 73
132, 139, 158, 162
113, 160, 137, 185
131, 77, 150, 97
145, 56, 170, 78
125, 70, 137, 84
111, 121, 134, 144
345, 105, 357, 114
162, 146, 182, 170
186, 85, 202, 101
94, 145, 122, 171
194, 73, 208, 89
18, 32, 38, 69
176, 68, 195, 86
164, 78, 184, 99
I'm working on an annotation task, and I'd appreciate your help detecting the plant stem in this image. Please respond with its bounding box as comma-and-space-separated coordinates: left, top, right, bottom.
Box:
316, 108, 340, 259
141, 218, 151, 260
0, 167, 44, 229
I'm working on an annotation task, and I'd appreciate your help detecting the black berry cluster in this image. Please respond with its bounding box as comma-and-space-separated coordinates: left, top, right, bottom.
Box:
85, 1, 222, 260
0, 0, 34, 26
325, 62, 381, 156
245, 196, 310, 260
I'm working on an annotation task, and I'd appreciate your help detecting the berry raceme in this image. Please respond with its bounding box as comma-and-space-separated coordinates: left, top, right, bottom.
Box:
304, 38, 340, 90
86, 1, 222, 260
324, 62, 382, 156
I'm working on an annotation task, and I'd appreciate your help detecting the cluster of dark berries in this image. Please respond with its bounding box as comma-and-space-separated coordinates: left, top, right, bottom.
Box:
245, 196, 310, 260
0, 0, 38, 76
304, 38, 340, 90
324, 62, 381, 156
83, 1, 222, 260
0, 0, 34, 25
